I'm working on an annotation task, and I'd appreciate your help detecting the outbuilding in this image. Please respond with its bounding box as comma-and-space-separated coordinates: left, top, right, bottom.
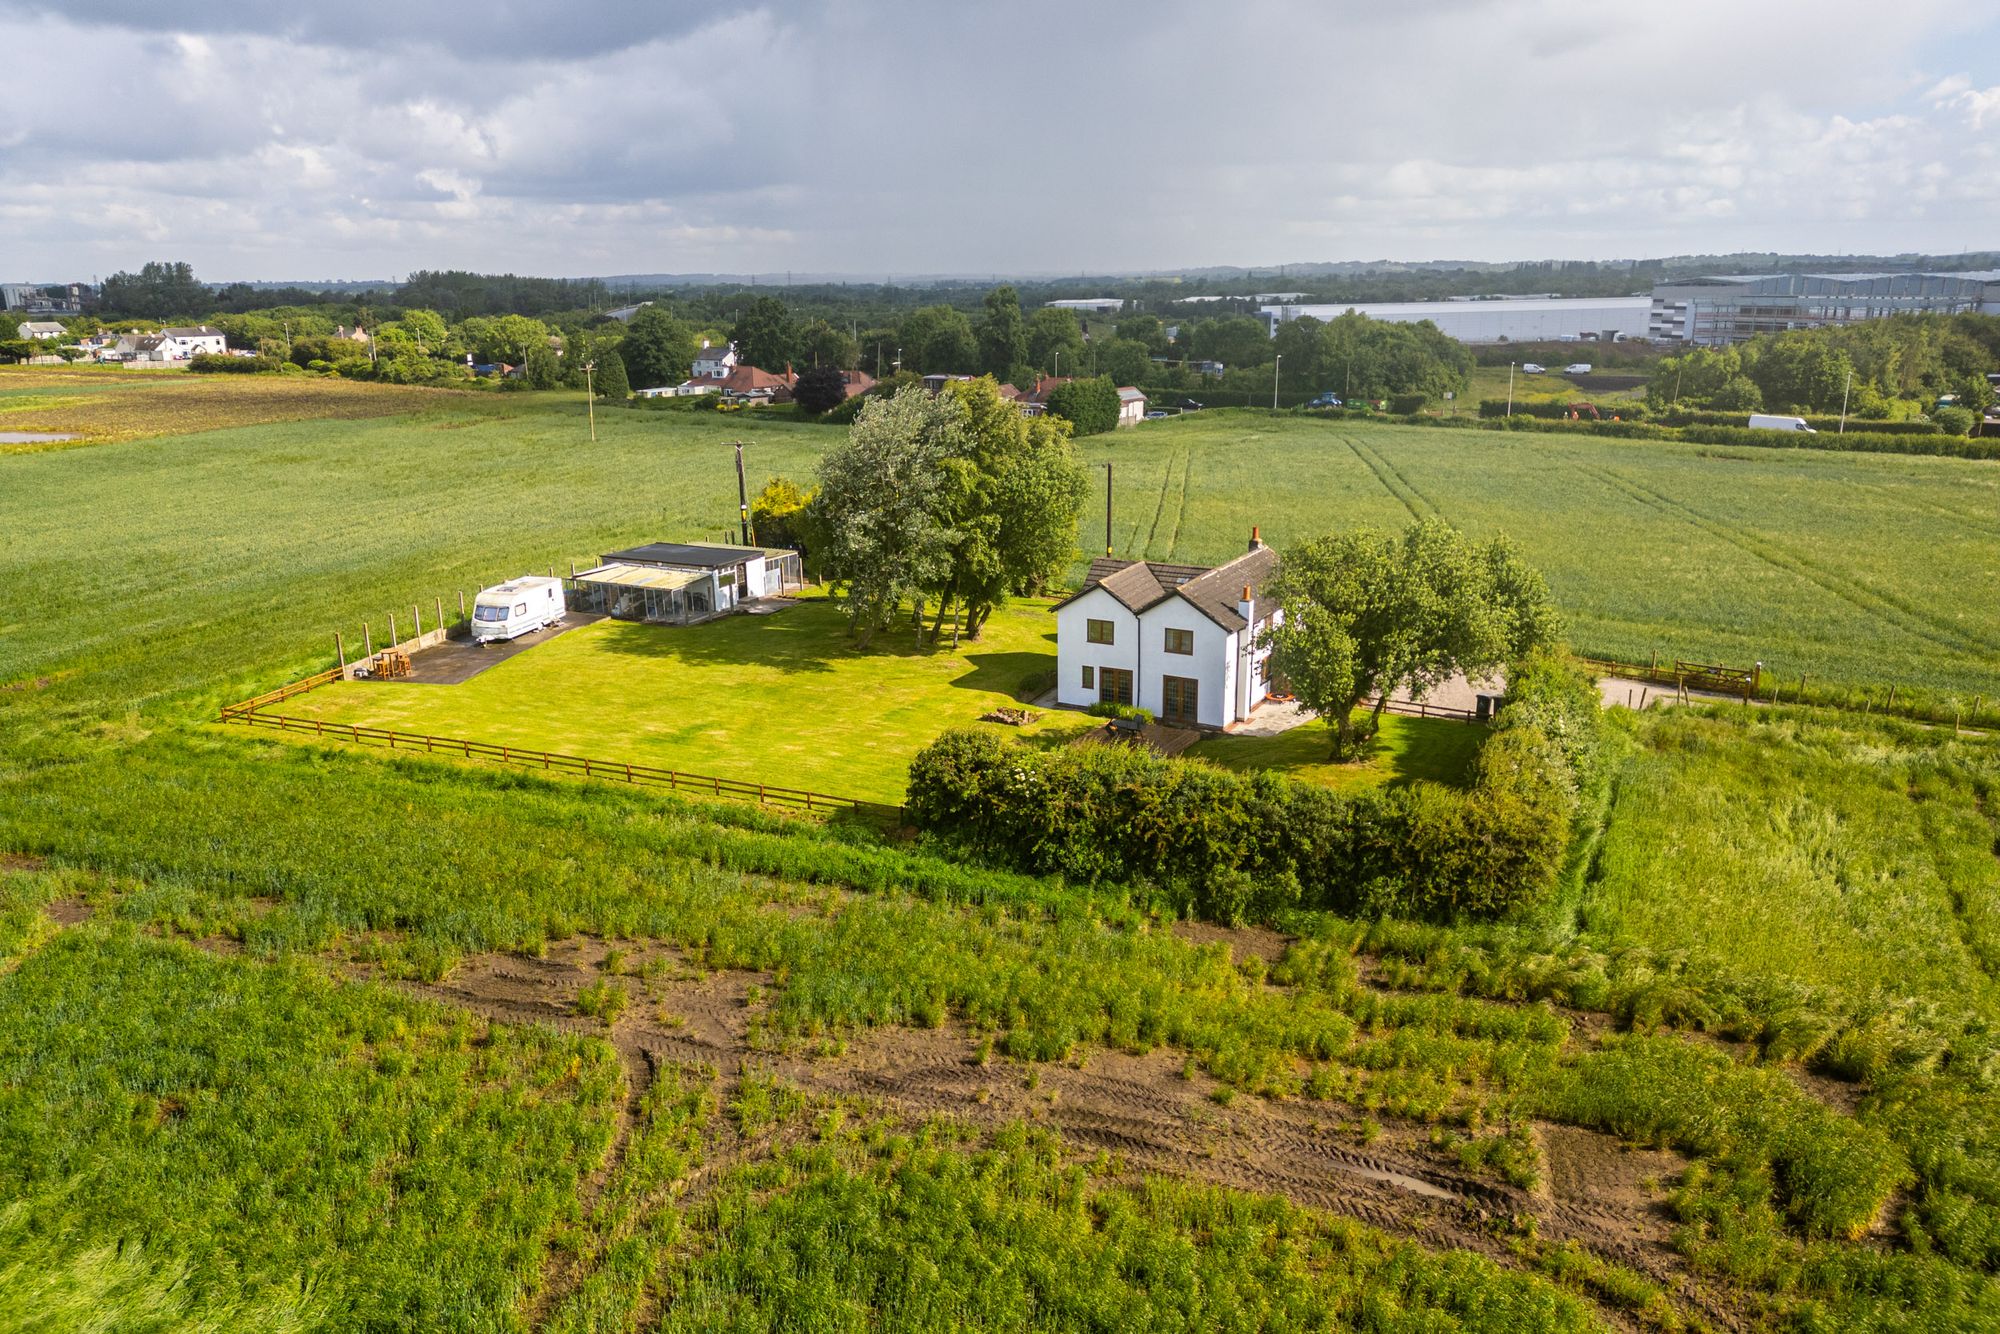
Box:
567, 541, 804, 624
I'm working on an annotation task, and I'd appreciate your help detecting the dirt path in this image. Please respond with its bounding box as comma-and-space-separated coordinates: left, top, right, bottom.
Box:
365, 935, 1742, 1333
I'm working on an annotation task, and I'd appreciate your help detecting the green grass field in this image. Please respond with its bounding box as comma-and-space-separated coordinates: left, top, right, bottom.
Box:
281, 596, 1086, 804
1188, 713, 1485, 790
1092, 411, 2000, 694
8, 377, 2000, 1330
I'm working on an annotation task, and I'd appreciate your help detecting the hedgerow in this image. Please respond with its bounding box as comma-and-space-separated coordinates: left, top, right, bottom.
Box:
905, 652, 1604, 924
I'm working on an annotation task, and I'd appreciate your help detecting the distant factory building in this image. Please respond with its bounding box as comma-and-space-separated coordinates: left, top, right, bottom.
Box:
1045, 298, 1125, 314
1258, 296, 1651, 344
1648, 272, 2000, 346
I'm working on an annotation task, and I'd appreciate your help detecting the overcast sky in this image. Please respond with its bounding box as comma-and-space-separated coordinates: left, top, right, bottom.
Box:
5, 1, 1999, 283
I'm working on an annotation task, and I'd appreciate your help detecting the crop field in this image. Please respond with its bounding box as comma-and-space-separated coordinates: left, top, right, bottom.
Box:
0, 364, 449, 448
7, 384, 2000, 1329
1084, 411, 2000, 694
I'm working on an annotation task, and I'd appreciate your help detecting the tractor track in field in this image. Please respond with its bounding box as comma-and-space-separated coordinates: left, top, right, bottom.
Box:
1849, 480, 2000, 543
375, 935, 1744, 1334
1166, 449, 1193, 559
1140, 447, 1188, 558
1344, 436, 1432, 522
1352, 435, 1447, 520
1578, 462, 2000, 662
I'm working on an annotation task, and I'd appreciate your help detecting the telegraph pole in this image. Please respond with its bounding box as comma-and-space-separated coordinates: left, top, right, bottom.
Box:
733, 442, 753, 545
1272, 354, 1283, 410
1506, 363, 1516, 418
1102, 462, 1114, 556
1838, 367, 1851, 435
584, 361, 596, 442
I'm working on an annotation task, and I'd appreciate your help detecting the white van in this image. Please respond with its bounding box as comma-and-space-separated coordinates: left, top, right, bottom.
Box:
1564, 363, 1593, 374
1747, 414, 1816, 433
1521, 363, 1545, 374
471, 576, 565, 644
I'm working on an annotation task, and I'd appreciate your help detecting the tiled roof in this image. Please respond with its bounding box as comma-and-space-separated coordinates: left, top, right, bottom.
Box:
1058, 547, 1276, 630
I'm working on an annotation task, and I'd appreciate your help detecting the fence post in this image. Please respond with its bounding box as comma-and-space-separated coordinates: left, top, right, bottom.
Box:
363, 623, 373, 657
413, 603, 422, 640
388, 612, 398, 646
436, 597, 445, 637
459, 590, 466, 619
335, 632, 345, 671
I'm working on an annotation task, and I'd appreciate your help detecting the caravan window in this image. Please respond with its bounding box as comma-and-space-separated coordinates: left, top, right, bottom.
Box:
474, 604, 509, 622
514, 603, 528, 615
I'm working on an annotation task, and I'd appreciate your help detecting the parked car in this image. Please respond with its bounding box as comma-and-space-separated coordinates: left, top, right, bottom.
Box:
1564, 363, 1593, 375
1144, 410, 1170, 420
1306, 392, 1343, 409
1521, 363, 1545, 374
1178, 398, 1204, 412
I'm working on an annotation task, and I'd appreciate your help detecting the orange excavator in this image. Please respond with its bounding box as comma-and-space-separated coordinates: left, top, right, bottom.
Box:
1566, 402, 1600, 421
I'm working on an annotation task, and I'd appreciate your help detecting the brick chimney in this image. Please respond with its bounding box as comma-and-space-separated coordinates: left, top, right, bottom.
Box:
1248, 525, 1263, 552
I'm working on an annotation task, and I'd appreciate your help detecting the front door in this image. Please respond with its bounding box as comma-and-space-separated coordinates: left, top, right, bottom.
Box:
1098, 667, 1134, 707
1162, 675, 1199, 726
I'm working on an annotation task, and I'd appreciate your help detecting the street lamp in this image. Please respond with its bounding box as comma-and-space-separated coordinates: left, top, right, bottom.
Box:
1506, 363, 1515, 418
584, 360, 596, 442
1272, 354, 1283, 410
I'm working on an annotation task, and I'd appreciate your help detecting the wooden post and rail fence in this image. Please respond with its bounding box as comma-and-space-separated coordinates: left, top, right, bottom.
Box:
216, 662, 903, 824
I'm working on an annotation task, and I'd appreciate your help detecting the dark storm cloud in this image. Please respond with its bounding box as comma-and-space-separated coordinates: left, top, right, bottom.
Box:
3, 1, 1998, 280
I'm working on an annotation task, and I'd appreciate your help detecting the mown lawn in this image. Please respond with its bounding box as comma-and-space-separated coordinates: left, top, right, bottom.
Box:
277, 595, 1088, 805
1187, 713, 1485, 791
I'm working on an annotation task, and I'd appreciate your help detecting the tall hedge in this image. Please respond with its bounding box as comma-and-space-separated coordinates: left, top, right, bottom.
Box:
1044, 376, 1121, 435
907, 651, 1603, 924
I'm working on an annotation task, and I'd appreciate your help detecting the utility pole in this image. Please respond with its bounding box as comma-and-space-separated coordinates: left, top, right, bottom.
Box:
1272, 354, 1283, 410
584, 361, 596, 441
1506, 362, 1516, 418
1103, 462, 1114, 556
1838, 367, 1851, 435
733, 441, 752, 545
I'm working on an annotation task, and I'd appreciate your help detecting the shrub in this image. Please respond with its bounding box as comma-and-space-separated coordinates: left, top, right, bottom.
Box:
1388, 392, 1428, 414
1084, 701, 1153, 723
1933, 405, 1977, 437
188, 353, 281, 374
906, 654, 1605, 926
792, 364, 851, 416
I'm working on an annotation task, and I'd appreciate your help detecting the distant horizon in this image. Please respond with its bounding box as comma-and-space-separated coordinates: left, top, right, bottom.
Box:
11, 248, 2000, 292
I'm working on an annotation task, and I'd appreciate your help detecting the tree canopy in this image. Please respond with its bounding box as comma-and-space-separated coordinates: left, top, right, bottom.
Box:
620, 306, 697, 390
1264, 521, 1561, 758
1044, 376, 1121, 435
791, 363, 851, 416
731, 296, 801, 372
810, 380, 1086, 648
977, 286, 1027, 377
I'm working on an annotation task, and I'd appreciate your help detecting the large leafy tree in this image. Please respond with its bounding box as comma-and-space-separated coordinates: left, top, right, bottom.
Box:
620, 306, 697, 389
792, 363, 851, 415
1045, 376, 1121, 435
800, 319, 859, 370
1026, 307, 1085, 375
1265, 521, 1561, 759
977, 286, 1028, 377
97, 261, 210, 320
592, 347, 629, 400
811, 387, 962, 647
731, 296, 800, 371
927, 378, 1088, 642
899, 305, 979, 375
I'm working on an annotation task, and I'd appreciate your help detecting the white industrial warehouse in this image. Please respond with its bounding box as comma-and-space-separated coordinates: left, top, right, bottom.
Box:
1258, 295, 1651, 344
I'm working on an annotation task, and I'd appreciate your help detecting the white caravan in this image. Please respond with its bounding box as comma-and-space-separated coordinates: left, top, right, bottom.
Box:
471, 576, 565, 644
1746, 414, 1816, 433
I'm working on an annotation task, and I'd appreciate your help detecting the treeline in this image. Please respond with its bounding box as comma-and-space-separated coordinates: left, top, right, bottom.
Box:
905, 651, 1605, 925
1649, 314, 1999, 427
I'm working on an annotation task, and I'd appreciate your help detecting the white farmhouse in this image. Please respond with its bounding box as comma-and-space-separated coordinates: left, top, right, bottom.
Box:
15, 321, 66, 340
158, 326, 227, 358
692, 341, 739, 379
1054, 529, 1281, 729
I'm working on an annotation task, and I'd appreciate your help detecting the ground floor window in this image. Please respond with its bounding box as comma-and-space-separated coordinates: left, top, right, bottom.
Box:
1162, 674, 1199, 726
1081, 665, 1094, 689
1098, 667, 1133, 707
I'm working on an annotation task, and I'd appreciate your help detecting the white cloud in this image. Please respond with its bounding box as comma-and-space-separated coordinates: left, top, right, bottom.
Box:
2, 1, 1998, 279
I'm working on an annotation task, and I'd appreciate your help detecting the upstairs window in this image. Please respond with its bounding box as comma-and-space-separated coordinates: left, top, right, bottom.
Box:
1164, 627, 1194, 655
1086, 618, 1115, 645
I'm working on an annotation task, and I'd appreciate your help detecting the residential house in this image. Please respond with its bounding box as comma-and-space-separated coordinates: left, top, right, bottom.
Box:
835, 369, 876, 399
568, 541, 805, 623
125, 326, 228, 361
1116, 386, 1147, 426
15, 321, 65, 340
692, 341, 739, 380
717, 363, 796, 405
1053, 528, 1282, 730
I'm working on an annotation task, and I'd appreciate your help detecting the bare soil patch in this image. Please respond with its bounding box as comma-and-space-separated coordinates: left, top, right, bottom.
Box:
1171, 919, 1293, 965
379, 937, 1742, 1331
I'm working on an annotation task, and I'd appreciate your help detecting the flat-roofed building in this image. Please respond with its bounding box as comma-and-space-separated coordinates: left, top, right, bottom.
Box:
1649, 272, 2000, 345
